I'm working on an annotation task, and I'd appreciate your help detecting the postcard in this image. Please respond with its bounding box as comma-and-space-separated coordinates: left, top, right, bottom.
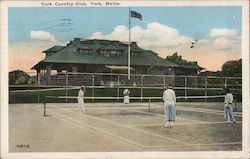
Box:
1, 0, 249, 159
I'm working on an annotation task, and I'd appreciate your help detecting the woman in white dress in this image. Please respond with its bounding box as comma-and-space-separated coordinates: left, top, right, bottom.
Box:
78, 86, 85, 113
123, 88, 130, 104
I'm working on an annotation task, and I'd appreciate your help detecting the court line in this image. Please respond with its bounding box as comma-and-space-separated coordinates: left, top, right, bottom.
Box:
127, 121, 242, 127
149, 103, 242, 117
60, 108, 190, 146
49, 103, 200, 123
46, 107, 241, 150
47, 109, 144, 149
128, 109, 203, 123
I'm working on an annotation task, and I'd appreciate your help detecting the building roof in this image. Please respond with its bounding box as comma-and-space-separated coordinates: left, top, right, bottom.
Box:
43, 46, 64, 53
33, 38, 202, 70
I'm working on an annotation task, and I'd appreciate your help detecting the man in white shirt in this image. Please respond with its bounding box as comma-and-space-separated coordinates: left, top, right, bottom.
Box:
78, 86, 85, 113
224, 88, 236, 123
163, 84, 176, 128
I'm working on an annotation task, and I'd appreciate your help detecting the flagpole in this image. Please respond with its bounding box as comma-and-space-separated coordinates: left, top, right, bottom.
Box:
128, 8, 131, 80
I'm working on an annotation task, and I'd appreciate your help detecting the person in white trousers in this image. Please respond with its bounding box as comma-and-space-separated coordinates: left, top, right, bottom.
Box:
163, 84, 176, 128
78, 86, 85, 113
224, 88, 236, 123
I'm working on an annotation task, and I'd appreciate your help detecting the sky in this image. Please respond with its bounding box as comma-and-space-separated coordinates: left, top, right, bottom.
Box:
8, 6, 242, 73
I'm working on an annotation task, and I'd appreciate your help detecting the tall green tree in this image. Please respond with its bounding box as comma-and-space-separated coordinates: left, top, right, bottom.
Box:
221, 59, 242, 77
166, 52, 197, 66
9, 70, 30, 85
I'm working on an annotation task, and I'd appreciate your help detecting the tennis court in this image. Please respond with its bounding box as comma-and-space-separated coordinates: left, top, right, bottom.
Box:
9, 99, 242, 152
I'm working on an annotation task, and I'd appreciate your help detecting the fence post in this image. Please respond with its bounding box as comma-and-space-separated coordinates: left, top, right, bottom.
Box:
141, 75, 143, 101
66, 72, 68, 103
163, 75, 166, 87
148, 97, 151, 112
91, 74, 94, 102
117, 74, 120, 102
205, 76, 207, 102
224, 77, 227, 88
185, 76, 187, 102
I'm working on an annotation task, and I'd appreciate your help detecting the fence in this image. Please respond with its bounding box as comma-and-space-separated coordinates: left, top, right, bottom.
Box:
9, 72, 242, 103
40, 72, 242, 88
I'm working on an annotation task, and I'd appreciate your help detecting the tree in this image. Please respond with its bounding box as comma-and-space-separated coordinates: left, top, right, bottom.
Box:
221, 59, 242, 77
9, 70, 30, 85
166, 52, 197, 66
15, 76, 28, 85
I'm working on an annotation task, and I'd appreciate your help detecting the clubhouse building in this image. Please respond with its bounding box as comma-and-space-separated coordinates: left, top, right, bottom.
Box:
32, 38, 203, 86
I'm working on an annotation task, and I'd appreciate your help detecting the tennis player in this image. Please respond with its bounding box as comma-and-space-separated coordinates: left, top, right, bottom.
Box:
163, 84, 176, 128
78, 85, 85, 113
123, 88, 130, 104
224, 88, 236, 123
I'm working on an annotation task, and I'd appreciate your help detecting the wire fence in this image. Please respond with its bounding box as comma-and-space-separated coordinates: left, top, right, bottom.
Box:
9, 72, 242, 103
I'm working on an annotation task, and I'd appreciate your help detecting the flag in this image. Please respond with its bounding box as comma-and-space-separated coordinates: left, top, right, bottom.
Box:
131, 11, 142, 20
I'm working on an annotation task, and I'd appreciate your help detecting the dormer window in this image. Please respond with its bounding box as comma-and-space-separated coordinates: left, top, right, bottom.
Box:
100, 44, 122, 57
101, 50, 122, 57
77, 46, 92, 54
79, 49, 91, 54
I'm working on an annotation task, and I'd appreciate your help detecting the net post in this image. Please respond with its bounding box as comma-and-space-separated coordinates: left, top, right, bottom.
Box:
148, 97, 151, 112
234, 99, 237, 112
43, 96, 46, 116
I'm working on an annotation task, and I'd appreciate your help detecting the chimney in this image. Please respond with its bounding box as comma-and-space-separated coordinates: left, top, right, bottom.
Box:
131, 42, 137, 46
71, 38, 81, 46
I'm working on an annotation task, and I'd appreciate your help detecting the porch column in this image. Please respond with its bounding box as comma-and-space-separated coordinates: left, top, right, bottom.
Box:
36, 69, 41, 86
46, 64, 52, 85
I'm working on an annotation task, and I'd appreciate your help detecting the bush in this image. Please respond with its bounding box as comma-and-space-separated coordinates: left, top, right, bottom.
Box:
15, 76, 28, 85
28, 77, 36, 84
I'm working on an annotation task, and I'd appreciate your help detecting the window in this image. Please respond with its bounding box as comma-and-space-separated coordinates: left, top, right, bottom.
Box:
110, 50, 118, 56
101, 50, 122, 57
79, 49, 91, 54
101, 50, 109, 57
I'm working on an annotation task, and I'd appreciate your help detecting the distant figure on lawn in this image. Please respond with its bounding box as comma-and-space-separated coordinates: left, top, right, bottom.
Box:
224, 88, 236, 123
163, 84, 176, 128
78, 85, 85, 113
123, 88, 130, 104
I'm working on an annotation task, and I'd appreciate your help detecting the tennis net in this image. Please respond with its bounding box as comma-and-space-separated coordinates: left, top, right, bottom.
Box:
42, 95, 234, 117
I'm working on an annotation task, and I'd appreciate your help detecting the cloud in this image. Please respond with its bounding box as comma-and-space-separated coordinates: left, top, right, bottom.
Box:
89, 24, 241, 71
207, 28, 241, 51
89, 22, 193, 49
9, 41, 58, 73
9, 24, 241, 73
30, 30, 57, 42
209, 28, 238, 37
